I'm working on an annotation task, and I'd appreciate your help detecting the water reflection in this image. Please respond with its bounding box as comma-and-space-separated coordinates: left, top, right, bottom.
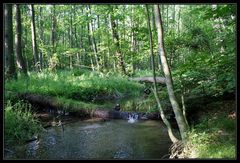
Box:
5, 120, 172, 160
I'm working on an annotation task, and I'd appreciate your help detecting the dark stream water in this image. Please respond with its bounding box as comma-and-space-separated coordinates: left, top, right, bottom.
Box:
4, 119, 172, 159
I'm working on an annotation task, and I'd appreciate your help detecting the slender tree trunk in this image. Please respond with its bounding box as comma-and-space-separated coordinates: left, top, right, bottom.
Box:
88, 5, 99, 71
146, 5, 178, 143
69, 6, 73, 69
80, 7, 86, 66
154, 5, 189, 142
97, 14, 102, 69
172, 5, 176, 33
23, 6, 29, 71
180, 79, 189, 127
69, 55, 72, 69
73, 5, 78, 48
15, 4, 27, 75
30, 4, 39, 71
177, 6, 181, 35
130, 6, 136, 73
76, 52, 80, 66
4, 4, 17, 79
70, 6, 73, 48
51, 5, 56, 54
39, 6, 44, 69
166, 5, 169, 33
109, 6, 126, 75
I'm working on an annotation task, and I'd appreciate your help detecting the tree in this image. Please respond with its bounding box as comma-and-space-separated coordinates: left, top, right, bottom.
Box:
154, 5, 189, 141
88, 5, 100, 71
30, 4, 40, 71
4, 4, 17, 79
15, 4, 28, 75
51, 5, 57, 55
146, 5, 178, 143
39, 6, 44, 69
109, 6, 127, 75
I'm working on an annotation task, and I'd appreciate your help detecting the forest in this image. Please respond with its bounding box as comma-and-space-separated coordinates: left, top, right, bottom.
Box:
4, 4, 236, 159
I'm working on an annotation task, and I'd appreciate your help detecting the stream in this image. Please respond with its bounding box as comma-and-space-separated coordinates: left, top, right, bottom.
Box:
4, 95, 176, 159
4, 119, 172, 159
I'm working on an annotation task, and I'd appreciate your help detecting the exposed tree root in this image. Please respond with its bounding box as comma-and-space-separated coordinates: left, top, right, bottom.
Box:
169, 140, 184, 158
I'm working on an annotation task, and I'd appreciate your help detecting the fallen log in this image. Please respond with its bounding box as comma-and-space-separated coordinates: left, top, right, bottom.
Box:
129, 76, 166, 84
9, 92, 161, 120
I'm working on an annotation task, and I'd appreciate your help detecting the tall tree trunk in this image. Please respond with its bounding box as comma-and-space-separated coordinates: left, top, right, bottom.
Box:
80, 7, 85, 65
154, 5, 189, 142
146, 5, 178, 143
39, 6, 44, 69
73, 5, 78, 48
30, 4, 39, 71
88, 5, 99, 71
70, 6, 73, 48
172, 5, 176, 32
109, 6, 126, 75
152, 5, 161, 71
166, 5, 169, 33
15, 4, 27, 75
87, 17, 93, 70
51, 5, 56, 54
4, 4, 17, 79
180, 79, 189, 127
23, 6, 29, 71
177, 6, 181, 35
69, 6, 73, 69
130, 6, 136, 73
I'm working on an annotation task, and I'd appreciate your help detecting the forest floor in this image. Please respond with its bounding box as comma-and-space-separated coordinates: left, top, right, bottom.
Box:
180, 98, 236, 159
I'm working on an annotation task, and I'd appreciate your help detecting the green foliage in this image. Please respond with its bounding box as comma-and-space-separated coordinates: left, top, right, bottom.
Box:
185, 114, 236, 158
6, 69, 144, 102
48, 53, 59, 71
4, 100, 42, 144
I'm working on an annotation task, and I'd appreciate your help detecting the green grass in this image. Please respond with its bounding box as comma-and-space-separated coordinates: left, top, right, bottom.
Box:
5, 69, 144, 102
185, 114, 236, 159
4, 100, 42, 144
56, 96, 108, 113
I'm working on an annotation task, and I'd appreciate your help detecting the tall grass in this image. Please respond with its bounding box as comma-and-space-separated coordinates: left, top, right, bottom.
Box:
5, 69, 144, 102
4, 100, 42, 144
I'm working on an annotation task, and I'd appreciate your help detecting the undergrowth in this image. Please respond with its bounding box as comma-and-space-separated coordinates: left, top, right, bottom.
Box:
5, 69, 144, 102
4, 100, 42, 144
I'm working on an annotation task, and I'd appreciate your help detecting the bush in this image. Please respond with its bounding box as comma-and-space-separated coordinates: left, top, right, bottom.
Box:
4, 100, 42, 144
184, 114, 236, 158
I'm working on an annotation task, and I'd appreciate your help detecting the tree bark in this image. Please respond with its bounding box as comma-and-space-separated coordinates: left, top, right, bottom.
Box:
154, 5, 189, 142
88, 5, 100, 71
51, 5, 56, 54
39, 6, 44, 69
4, 4, 17, 79
30, 4, 39, 71
146, 5, 178, 143
15, 4, 27, 75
